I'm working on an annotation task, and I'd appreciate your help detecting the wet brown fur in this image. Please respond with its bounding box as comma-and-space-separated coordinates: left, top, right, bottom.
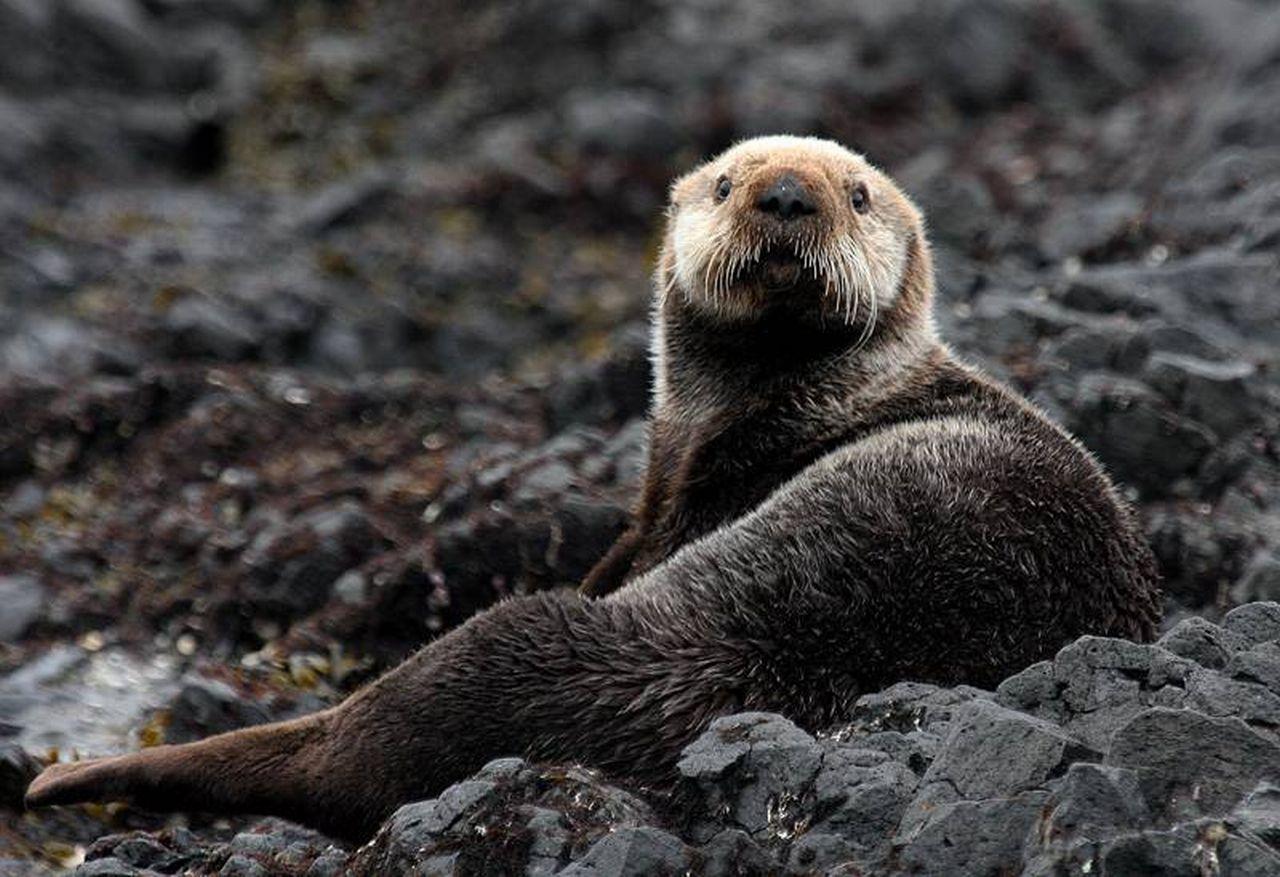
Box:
25, 137, 1162, 843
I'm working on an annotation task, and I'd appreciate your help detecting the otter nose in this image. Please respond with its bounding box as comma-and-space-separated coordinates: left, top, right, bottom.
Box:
756, 174, 817, 220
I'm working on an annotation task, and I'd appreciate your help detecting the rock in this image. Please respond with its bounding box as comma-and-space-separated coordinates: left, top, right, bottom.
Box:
1223, 603, 1280, 647
1044, 762, 1149, 837
75, 859, 144, 876
1228, 643, 1280, 694
0, 573, 43, 642
218, 855, 268, 877
0, 742, 41, 810
697, 829, 775, 877
1067, 373, 1215, 496
563, 89, 678, 161
994, 660, 1059, 713
1146, 507, 1251, 606
0, 317, 140, 378
1185, 668, 1280, 727
558, 826, 691, 877
355, 780, 497, 874
894, 791, 1050, 877
1052, 635, 1153, 712
162, 676, 274, 744
1234, 554, 1280, 605
809, 747, 917, 867
243, 500, 381, 618
350, 761, 658, 875
900, 700, 1095, 833
0, 0, 53, 86
1232, 783, 1280, 849
306, 848, 350, 877
1143, 352, 1258, 437
546, 325, 651, 430
53, 0, 177, 92
511, 460, 576, 504
1157, 616, 1249, 669
1039, 192, 1143, 260
81, 827, 207, 873
847, 681, 990, 736
1106, 708, 1280, 821
676, 712, 823, 842
1043, 324, 1150, 373
163, 295, 261, 361
279, 169, 395, 235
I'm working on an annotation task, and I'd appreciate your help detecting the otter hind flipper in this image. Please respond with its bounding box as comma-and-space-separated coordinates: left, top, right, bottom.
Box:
25, 755, 139, 808
25, 714, 346, 833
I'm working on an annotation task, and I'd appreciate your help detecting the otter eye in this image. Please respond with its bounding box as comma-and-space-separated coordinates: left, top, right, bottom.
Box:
715, 177, 732, 201
851, 183, 870, 214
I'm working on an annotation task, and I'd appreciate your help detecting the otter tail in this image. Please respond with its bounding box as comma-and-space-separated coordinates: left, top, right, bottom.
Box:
25, 710, 351, 835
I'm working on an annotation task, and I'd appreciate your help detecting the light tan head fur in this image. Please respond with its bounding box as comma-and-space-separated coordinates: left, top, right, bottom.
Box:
657, 136, 932, 345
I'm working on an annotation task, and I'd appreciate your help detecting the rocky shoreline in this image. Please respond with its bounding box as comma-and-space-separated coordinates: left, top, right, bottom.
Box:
33, 603, 1280, 875
2, 0, 1279, 874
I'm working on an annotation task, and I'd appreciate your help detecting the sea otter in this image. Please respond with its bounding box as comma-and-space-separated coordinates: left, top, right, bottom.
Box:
25, 136, 1161, 843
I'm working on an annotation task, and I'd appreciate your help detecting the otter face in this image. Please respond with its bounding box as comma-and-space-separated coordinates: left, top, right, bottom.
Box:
662, 136, 925, 339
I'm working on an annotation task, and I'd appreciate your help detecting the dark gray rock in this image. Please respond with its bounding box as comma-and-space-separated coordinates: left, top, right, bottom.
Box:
1039, 192, 1143, 260
846, 681, 990, 736
894, 791, 1050, 877
697, 830, 775, 877
79, 827, 208, 874
1228, 643, 1280, 695
218, 855, 268, 877
850, 730, 940, 774
900, 699, 1095, 833
1146, 507, 1252, 606
357, 780, 498, 873
74, 860, 143, 877
305, 848, 350, 877
995, 659, 1060, 714
243, 500, 381, 617
278, 169, 395, 235
677, 712, 823, 842
0, 573, 43, 642
1234, 554, 1280, 605
1067, 373, 1215, 496
163, 295, 261, 361
1101, 819, 1280, 877
1185, 668, 1280, 727
1046, 762, 1149, 836
1158, 616, 1250, 669
1022, 763, 1150, 875
0, 743, 40, 811
1052, 635, 1153, 713
562, 89, 677, 161
1224, 602, 1280, 647
163, 676, 274, 744
786, 831, 857, 873
54, 0, 179, 92
1106, 708, 1280, 822
809, 744, 917, 864
558, 826, 690, 877
1043, 324, 1151, 374
1143, 352, 1258, 438
1232, 783, 1280, 850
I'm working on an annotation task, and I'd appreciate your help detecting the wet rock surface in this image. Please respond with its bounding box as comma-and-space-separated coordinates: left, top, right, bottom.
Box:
1, 0, 1278, 873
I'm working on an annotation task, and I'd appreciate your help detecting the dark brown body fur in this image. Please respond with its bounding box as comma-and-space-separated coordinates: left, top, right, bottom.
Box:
26, 137, 1161, 843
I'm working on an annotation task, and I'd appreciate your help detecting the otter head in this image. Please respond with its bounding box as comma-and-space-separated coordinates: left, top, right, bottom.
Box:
659, 136, 934, 346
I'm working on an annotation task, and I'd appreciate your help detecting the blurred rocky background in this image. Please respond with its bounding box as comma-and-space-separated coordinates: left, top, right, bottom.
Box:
1, 0, 1278, 873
